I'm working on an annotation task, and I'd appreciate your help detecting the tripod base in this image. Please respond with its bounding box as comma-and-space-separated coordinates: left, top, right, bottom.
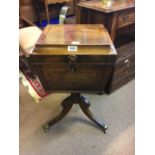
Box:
43, 93, 108, 133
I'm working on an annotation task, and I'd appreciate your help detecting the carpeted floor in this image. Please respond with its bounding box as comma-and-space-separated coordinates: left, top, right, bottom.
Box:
19, 79, 135, 155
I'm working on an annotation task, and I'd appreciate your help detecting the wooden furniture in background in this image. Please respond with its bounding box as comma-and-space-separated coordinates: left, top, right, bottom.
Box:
19, 16, 36, 29
107, 42, 135, 93
44, 0, 71, 23
20, 0, 38, 22
76, 0, 135, 44
19, 1, 70, 55
19, 3, 42, 55
20, 0, 74, 23
26, 24, 117, 133
19, 3, 36, 29
76, 0, 135, 92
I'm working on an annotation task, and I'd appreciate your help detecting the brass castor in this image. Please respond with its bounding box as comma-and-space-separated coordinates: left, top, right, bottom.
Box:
43, 124, 50, 133
102, 124, 108, 134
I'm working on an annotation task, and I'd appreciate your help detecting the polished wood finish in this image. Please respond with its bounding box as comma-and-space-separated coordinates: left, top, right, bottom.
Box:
37, 24, 110, 45
28, 24, 117, 93
77, 0, 134, 13
44, 93, 108, 133
34, 24, 116, 55
32, 24, 116, 55
76, 0, 135, 43
27, 24, 117, 132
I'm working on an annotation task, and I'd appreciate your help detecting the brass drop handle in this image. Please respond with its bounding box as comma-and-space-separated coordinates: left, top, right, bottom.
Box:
68, 55, 78, 72
122, 15, 129, 22
124, 59, 131, 67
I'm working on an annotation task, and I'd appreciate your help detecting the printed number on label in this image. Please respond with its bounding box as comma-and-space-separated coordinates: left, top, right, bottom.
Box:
68, 46, 78, 52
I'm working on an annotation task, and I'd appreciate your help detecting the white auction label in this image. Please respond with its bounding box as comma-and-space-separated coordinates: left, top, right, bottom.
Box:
68, 46, 78, 52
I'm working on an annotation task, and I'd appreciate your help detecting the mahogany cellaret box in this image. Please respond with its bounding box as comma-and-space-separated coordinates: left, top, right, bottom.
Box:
27, 24, 117, 94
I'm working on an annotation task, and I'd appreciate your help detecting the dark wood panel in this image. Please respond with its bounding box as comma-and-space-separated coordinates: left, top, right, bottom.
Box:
20, 0, 33, 6
106, 42, 135, 93
113, 64, 135, 84
30, 63, 113, 91
117, 8, 135, 28
29, 55, 117, 64
109, 72, 135, 92
27, 24, 117, 93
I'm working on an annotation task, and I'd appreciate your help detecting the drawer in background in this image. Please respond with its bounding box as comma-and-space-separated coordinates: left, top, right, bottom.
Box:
110, 72, 135, 92
115, 54, 135, 71
113, 64, 135, 83
117, 9, 135, 28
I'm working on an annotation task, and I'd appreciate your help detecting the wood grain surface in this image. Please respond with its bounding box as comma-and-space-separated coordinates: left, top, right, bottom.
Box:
33, 24, 117, 55
27, 24, 117, 92
77, 0, 135, 13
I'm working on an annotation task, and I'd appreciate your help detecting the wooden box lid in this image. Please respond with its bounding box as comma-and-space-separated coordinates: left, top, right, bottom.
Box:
32, 24, 117, 55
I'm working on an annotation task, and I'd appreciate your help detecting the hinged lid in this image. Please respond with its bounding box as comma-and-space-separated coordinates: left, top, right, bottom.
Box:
32, 24, 117, 55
